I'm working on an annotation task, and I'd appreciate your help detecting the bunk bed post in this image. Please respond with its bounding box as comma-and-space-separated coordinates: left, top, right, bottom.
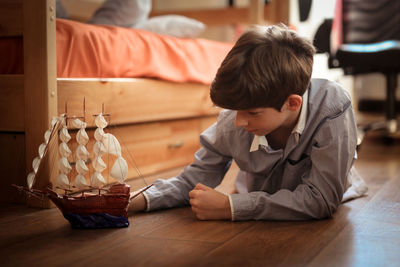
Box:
249, 0, 265, 25
0, 0, 25, 203
23, 0, 57, 208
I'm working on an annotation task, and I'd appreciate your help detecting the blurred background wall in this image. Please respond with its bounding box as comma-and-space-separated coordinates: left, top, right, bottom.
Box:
290, 0, 400, 113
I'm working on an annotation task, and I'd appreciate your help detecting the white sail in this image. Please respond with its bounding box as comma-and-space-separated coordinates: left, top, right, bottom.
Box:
38, 143, 46, 159
57, 173, 70, 189
51, 116, 59, 129
74, 174, 89, 189
102, 133, 122, 156
72, 118, 87, 129
93, 141, 106, 156
76, 128, 89, 145
110, 156, 128, 183
59, 142, 72, 158
92, 156, 106, 172
44, 130, 52, 144
59, 114, 67, 124
90, 114, 109, 189
91, 172, 106, 188
59, 157, 72, 174
94, 127, 105, 141
76, 159, 89, 174
95, 113, 108, 128
75, 120, 89, 161
76, 145, 89, 161
91, 112, 129, 188
32, 156, 41, 173
27, 172, 35, 190
26, 116, 61, 189
69, 118, 90, 190
57, 119, 72, 189
59, 127, 71, 143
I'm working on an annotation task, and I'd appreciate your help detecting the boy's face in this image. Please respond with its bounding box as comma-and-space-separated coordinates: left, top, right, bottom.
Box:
234, 107, 289, 136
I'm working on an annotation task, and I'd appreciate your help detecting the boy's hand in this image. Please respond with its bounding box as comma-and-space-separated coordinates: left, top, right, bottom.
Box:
189, 183, 232, 220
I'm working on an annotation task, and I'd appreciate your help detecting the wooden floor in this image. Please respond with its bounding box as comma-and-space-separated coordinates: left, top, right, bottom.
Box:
1, 129, 400, 266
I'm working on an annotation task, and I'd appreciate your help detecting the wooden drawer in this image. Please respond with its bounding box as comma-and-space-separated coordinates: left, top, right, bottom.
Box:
74, 116, 215, 181
0, 133, 26, 203
117, 118, 202, 179
200, 115, 218, 132
64, 115, 219, 186
112, 116, 218, 179
58, 79, 220, 127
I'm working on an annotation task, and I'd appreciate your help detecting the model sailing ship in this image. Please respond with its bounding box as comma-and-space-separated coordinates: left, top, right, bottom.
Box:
14, 103, 152, 229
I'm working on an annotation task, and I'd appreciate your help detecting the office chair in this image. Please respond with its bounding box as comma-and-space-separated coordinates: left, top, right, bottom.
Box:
328, 0, 400, 146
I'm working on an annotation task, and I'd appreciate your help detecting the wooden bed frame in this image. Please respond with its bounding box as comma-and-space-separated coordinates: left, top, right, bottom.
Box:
0, 0, 288, 206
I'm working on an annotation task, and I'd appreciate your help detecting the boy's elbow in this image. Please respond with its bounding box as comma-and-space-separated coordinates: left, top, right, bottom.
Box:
307, 183, 344, 219
312, 196, 340, 219
313, 207, 334, 220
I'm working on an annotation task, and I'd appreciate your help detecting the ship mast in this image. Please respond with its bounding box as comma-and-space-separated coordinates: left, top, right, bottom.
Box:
91, 104, 128, 195
57, 103, 73, 194
72, 98, 90, 195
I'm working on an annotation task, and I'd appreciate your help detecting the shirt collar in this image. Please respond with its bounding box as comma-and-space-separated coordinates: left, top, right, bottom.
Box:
292, 89, 308, 136
249, 90, 308, 152
250, 134, 269, 152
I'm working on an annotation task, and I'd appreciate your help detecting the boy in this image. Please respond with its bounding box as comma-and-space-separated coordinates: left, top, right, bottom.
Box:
130, 25, 362, 221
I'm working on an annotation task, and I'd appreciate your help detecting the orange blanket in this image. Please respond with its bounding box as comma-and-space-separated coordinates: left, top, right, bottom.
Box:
1, 19, 233, 84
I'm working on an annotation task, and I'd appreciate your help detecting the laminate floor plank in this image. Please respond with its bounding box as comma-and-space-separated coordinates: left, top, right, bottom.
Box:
198, 204, 366, 266
77, 236, 219, 267
1, 130, 400, 267
2, 207, 219, 267
0, 206, 69, 248
308, 171, 400, 267
4, 231, 218, 267
197, 133, 400, 267
141, 207, 254, 243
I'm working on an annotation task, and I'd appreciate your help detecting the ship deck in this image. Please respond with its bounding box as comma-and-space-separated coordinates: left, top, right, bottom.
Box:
1, 130, 400, 266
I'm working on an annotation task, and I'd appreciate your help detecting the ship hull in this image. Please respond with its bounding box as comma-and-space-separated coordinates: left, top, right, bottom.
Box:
47, 184, 131, 229
63, 213, 129, 229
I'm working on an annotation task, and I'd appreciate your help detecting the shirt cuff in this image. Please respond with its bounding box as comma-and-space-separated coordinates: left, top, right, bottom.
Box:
142, 191, 151, 212
229, 193, 256, 221
228, 195, 235, 221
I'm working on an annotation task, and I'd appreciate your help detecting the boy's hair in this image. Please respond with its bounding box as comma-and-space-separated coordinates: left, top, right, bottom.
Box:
210, 24, 316, 111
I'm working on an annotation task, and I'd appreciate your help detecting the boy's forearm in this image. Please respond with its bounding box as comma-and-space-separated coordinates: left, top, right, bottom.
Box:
129, 192, 147, 212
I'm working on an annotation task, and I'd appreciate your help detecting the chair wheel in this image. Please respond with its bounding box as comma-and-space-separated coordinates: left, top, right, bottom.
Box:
382, 135, 395, 145
356, 143, 362, 152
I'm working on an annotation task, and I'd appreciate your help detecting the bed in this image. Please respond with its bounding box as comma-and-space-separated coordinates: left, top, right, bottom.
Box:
0, 0, 289, 206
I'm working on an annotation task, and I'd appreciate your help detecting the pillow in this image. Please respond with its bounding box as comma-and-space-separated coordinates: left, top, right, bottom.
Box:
135, 15, 206, 38
56, 0, 69, 19
89, 0, 151, 27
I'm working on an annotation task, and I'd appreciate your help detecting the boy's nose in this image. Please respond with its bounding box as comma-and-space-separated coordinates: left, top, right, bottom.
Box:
234, 112, 248, 127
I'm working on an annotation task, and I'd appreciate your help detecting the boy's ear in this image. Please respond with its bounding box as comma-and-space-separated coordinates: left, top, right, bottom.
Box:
283, 94, 302, 111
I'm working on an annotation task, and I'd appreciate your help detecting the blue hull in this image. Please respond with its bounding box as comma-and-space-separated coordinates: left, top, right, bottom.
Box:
63, 213, 129, 229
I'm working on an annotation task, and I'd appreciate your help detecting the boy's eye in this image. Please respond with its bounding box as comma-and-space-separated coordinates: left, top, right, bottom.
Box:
248, 111, 261, 116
